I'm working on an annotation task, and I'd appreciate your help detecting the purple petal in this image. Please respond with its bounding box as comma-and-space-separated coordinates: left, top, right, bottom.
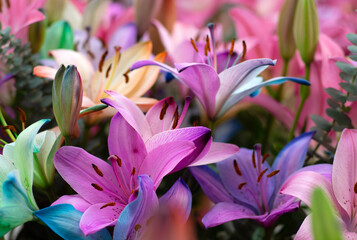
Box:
294, 164, 333, 182
54, 146, 125, 204
159, 178, 192, 221
295, 215, 314, 240
108, 23, 137, 53
108, 112, 148, 184
202, 202, 267, 228
113, 175, 159, 240
216, 51, 239, 74
189, 142, 239, 166
271, 132, 314, 194
265, 195, 300, 226
176, 63, 220, 119
52, 195, 91, 213
332, 129, 357, 222
189, 166, 234, 203
102, 91, 152, 141
80, 202, 125, 235
130, 60, 178, 77
139, 141, 195, 188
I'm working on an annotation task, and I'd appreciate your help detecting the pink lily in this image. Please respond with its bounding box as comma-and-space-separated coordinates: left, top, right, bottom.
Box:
281, 129, 357, 239
102, 91, 240, 170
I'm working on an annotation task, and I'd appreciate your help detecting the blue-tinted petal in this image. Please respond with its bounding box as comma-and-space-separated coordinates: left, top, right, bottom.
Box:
34, 204, 111, 240
113, 175, 159, 240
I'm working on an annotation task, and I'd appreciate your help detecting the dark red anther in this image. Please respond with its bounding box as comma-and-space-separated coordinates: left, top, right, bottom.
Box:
92, 164, 104, 177
233, 159, 242, 176
100, 202, 116, 209
105, 63, 112, 78
98, 50, 108, 72
160, 100, 169, 120
267, 170, 280, 178
91, 183, 103, 191
257, 168, 268, 183
172, 106, 179, 129
238, 182, 247, 190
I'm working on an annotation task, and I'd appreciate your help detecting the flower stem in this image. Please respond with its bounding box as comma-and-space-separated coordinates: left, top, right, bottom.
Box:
288, 63, 311, 141
0, 107, 16, 142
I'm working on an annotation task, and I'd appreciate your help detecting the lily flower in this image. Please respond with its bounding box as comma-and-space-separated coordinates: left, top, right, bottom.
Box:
52, 110, 210, 235
130, 26, 310, 120
33, 41, 166, 124
0, 119, 49, 236
281, 129, 357, 239
190, 132, 332, 227
101, 91, 239, 170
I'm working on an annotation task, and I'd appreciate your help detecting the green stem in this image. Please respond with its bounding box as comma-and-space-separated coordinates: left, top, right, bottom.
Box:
81, 124, 91, 148
288, 63, 311, 141
0, 107, 16, 142
264, 226, 274, 240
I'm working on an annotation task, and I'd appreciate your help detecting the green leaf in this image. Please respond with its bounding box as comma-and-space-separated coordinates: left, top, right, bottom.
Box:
335, 61, 357, 75
340, 82, 357, 95
310, 114, 332, 131
348, 45, 357, 54
348, 94, 357, 101
326, 108, 352, 127
324, 88, 347, 103
327, 98, 340, 109
79, 104, 108, 116
349, 54, 357, 62
312, 187, 342, 240
346, 33, 357, 45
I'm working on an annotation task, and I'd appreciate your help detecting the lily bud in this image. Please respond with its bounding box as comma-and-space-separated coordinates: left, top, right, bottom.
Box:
293, 0, 319, 64
278, 0, 298, 61
52, 65, 83, 141
45, 0, 68, 24
28, 10, 47, 53
134, 0, 163, 38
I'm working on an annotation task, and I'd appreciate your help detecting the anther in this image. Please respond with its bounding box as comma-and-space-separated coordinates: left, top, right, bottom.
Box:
135, 224, 142, 231
123, 69, 130, 83
92, 164, 104, 177
131, 167, 136, 176
252, 150, 256, 168
87, 50, 95, 59
91, 183, 103, 191
105, 64, 112, 78
131, 189, 135, 194
172, 106, 179, 129
233, 159, 242, 176
160, 101, 169, 120
100, 202, 116, 209
238, 182, 247, 190
354, 182, 357, 194
190, 38, 199, 53
267, 170, 280, 178
229, 38, 235, 56
242, 40, 247, 60
262, 153, 270, 163
206, 35, 211, 52
204, 44, 208, 56
84, 26, 91, 47
114, 46, 122, 53
98, 50, 108, 72
257, 168, 268, 183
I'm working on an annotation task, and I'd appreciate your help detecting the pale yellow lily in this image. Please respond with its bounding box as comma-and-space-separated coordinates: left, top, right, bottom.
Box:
34, 41, 165, 124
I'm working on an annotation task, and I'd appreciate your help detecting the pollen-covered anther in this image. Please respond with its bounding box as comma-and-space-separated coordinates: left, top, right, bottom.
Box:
98, 50, 108, 72
190, 38, 199, 53
100, 202, 116, 209
206, 35, 211, 52
135, 224, 142, 231
131, 189, 135, 194
123, 69, 130, 83
233, 159, 242, 176
238, 182, 247, 190
267, 170, 280, 178
262, 153, 270, 163
172, 106, 179, 129
105, 63, 112, 78
242, 40, 247, 60
92, 163, 104, 177
114, 46, 122, 53
87, 50, 95, 59
131, 167, 136, 176
160, 100, 169, 120
91, 183, 103, 191
252, 150, 257, 168
229, 38, 235, 56
354, 182, 357, 194
257, 168, 268, 183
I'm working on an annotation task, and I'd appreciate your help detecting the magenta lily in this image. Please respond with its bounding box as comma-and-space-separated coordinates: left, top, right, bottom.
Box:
53, 110, 211, 235
190, 132, 332, 227
281, 129, 357, 239
101, 91, 239, 170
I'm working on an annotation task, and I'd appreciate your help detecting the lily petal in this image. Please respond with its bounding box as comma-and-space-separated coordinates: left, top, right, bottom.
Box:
52, 195, 91, 213
114, 175, 159, 240
33, 66, 57, 79
189, 166, 234, 203
159, 178, 192, 221
35, 204, 112, 240
130, 60, 179, 77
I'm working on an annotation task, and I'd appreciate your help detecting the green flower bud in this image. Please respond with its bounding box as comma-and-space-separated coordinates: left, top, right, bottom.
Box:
52, 65, 83, 142
28, 10, 47, 53
278, 0, 298, 61
293, 0, 319, 64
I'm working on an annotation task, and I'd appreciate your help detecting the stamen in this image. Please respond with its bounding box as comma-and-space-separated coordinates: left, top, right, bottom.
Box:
131, 189, 135, 194
238, 182, 247, 190
105, 63, 112, 78
204, 44, 208, 56
114, 46, 122, 53
135, 224, 142, 231
233, 159, 242, 176
160, 100, 169, 120
242, 40, 247, 60
108, 155, 130, 197
92, 164, 104, 177
2, 125, 17, 133
172, 106, 179, 129
229, 38, 235, 56
84, 26, 91, 48
206, 35, 211, 52
131, 167, 136, 176
262, 153, 270, 163
87, 50, 95, 59
98, 50, 108, 72
252, 150, 256, 168
190, 38, 199, 53
257, 168, 268, 183
267, 170, 280, 178
354, 182, 357, 194
123, 69, 130, 83
193, 119, 199, 126
100, 202, 116, 209
91, 183, 103, 191
16, 107, 26, 130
